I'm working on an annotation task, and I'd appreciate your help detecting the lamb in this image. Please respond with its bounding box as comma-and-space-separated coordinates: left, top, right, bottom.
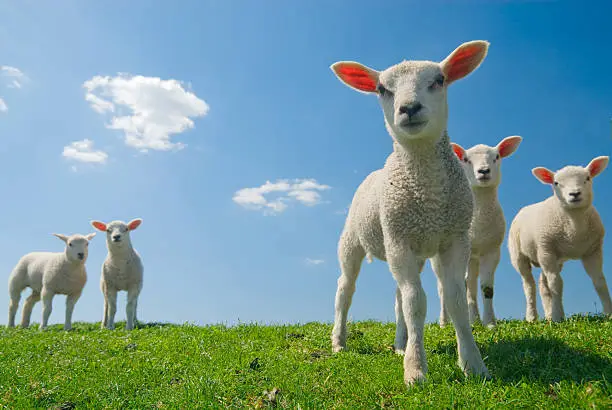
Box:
91, 218, 144, 330
330, 40, 490, 386
436, 136, 522, 328
7, 232, 96, 330
508, 156, 612, 322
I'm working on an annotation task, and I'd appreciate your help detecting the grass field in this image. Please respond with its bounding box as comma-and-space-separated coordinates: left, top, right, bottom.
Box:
0, 315, 610, 409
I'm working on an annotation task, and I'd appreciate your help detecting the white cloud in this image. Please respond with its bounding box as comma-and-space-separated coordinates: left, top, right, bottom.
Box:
0, 66, 27, 112
305, 258, 325, 266
83, 74, 209, 152
0, 66, 27, 88
233, 178, 331, 215
62, 139, 108, 164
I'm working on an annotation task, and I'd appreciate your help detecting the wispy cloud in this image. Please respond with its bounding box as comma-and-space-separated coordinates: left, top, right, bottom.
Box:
62, 139, 108, 166
83, 74, 209, 152
305, 258, 325, 266
0, 66, 27, 112
233, 179, 331, 215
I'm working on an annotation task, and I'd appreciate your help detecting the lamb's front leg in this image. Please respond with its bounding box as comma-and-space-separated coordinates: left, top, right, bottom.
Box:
126, 287, 140, 331
432, 236, 489, 379
539, 256, 564, 322
64, 292, 81, 331
479, 249, 501, 328
582, 250, 612, 315
395, 260, 425, 353
40, 288, 54, 331
388, 247, 428, 385
465, 256, 480, 325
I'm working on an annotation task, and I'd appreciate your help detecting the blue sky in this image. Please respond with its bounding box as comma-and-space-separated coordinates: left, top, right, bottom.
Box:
0, 0, 611, 327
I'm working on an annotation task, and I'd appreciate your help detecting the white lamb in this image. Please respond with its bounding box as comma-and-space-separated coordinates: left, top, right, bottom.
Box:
330, 40, 490, 385
91, 218, 144, 331
436, 136, 522, 328
7, 232, 96, 330
508, 156, 612, 322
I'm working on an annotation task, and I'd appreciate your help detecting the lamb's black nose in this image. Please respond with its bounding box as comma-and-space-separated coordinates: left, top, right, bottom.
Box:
477, 168, 491, 175
112, 235, 121, 241
569, 191, 581, 198
399, 102, 423, 117
78, 253, 84, 259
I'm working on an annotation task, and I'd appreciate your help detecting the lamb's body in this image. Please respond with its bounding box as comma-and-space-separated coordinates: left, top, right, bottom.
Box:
344, 138, 471, 264
91, 219, 144, 330
330, 40, 491, 386
438, 137, 522, 327
7, 233, 95, 330
508, 159, 612, 322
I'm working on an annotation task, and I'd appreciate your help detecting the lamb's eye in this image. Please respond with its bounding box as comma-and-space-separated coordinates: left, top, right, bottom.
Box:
68, 243, 72, 247
377, 84, 391, 96
429, 75, 445, 91
464, 157, 470, 163
586, 176, 591, 182
554, 181, 559, 186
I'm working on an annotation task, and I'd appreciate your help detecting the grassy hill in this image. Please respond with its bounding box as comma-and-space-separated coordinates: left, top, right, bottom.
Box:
0, 315, 610, 409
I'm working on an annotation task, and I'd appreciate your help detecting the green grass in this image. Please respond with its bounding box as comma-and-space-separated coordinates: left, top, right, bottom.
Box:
0, 315, 610, 409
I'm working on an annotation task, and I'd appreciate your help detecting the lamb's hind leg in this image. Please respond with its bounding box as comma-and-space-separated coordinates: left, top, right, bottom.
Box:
20, 291, 40, 328
331, 232, 365, 353
432, 235, 489, 380
465, 256, 481, 325
7, 285, 22, 329
480, 249, 500, 328
582, 249, 612, 315
516, 254, 537, 322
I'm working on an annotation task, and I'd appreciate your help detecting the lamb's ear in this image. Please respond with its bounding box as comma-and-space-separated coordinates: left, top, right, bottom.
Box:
451, 143, 467, 161
497, 135, 522, 158
586, 156, 609, 178
532, 167, 555, 185
330, 61, 379, 94
86, 233, 96, 241
440, 40, 489, 85
127, 218, 142, 231
91, 221, 107, 232
53, 233, 68, 243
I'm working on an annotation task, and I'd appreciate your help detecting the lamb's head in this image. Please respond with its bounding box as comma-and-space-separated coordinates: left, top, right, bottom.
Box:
532, 156, 609, 210
53, 233, 96, 262
452, 136, 522, 189
330, 40, 489, 145
90, 218, 142, 249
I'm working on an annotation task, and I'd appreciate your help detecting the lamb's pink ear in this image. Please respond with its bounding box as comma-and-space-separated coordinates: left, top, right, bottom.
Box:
440, 40, 490, 85
330, 61, 379, 94
532, 167, 555, 184
451, 143, 466, 161
586, 156, 609, 178
497, 135, 522, 158
127, 218, 142, 231
91, 221, 107, 232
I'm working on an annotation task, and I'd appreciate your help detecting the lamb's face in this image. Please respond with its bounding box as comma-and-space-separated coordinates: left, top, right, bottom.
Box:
551, 166, 593, 209
532, 156, 609, 210
378, 62, 448, 143
53, 233, 96, 262
330, 40, 489, 145
459, 145, 501, 188
105, 221, 131, 246
90, 218, 143, 248
452, 136, 522, 189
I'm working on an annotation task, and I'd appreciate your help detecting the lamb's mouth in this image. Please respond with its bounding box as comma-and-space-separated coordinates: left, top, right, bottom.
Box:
400, 119, 429, 134
568, 197, 582, 204
476, 176, 491, 182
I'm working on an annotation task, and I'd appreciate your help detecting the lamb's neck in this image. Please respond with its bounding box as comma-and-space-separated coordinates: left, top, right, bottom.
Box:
392, 132, 452, 171
107, 243, 136, 261
550, 197, 591, 222
472, 187, 499, 205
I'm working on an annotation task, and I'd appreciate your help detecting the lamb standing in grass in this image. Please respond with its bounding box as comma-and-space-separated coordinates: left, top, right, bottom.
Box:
436, 136, 522, 328
7, 232, 96, 330
91, 219, 144, 330
330, 40, 490, 385
508, 156, 612, 322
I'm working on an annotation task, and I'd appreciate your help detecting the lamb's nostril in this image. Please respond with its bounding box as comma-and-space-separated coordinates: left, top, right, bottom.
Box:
112, 235, 121, 241
477, 168, 491, 175
399, 102, 423, 117
78, 253, 84, 259
569, 191, 581, 198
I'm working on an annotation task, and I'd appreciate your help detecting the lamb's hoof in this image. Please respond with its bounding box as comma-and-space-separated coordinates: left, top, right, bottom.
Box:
394, 348, 405, 356
63, 326, 72, 331
525, 314, 538, 323
482, 319, 496, 329
39, 326, 47, 332
404, 369, 427, 386
331, 344, 345, 353
460, 359, 490, 380
439, 320, 448, 328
